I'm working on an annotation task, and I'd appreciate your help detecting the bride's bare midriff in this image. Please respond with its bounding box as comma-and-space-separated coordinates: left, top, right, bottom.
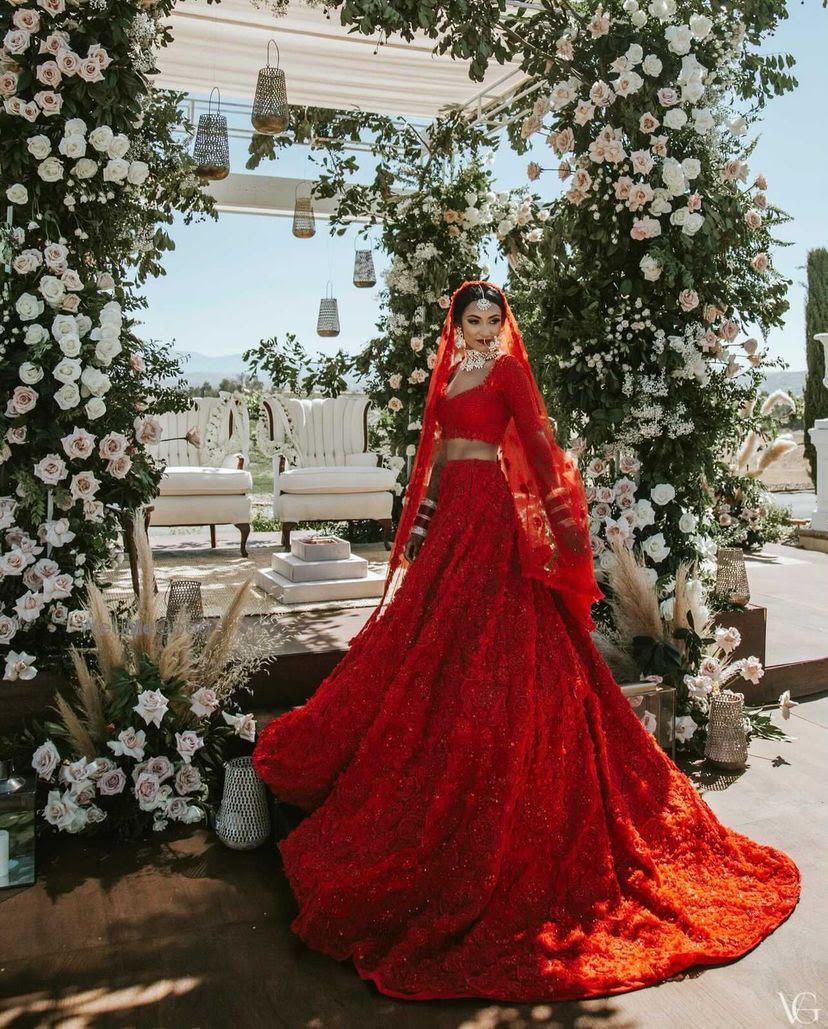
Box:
445, 438, 499, 461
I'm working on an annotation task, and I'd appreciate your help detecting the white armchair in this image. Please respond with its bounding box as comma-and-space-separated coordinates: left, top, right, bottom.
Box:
145, 394, 253, 555
259, 392, 398, 549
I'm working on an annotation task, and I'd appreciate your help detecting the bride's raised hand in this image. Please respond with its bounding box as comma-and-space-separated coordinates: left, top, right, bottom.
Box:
403, 532, 425, 563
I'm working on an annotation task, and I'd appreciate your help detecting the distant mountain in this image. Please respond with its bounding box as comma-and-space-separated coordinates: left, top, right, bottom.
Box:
761, 369, 806, 395
174, 350, 809, 395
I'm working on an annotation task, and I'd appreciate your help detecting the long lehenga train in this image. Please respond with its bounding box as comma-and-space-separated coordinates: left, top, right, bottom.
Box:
252, 456, 801, 1002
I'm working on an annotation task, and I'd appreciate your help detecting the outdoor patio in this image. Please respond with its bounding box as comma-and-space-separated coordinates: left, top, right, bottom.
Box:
1, 692, 823, 1027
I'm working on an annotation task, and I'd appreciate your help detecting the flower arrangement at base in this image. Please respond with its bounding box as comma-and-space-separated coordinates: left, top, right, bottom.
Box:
26, 524, 282, 838
604, 539, 794, 759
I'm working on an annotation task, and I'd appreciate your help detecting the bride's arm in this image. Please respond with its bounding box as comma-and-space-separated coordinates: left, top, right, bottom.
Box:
424, 437, 448, 503
497, 356, 583, 532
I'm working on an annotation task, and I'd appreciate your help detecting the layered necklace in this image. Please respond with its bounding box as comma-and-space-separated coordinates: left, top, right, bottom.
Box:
459, 338, 501, 371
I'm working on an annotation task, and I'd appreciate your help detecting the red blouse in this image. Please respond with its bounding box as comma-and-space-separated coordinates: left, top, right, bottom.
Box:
436, 352, 548, 445
435, 353, 566, 511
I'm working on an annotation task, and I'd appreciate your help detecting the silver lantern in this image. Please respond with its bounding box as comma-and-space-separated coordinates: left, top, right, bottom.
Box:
704, 690, 750, 770
251, 40, 289, 135
292, 182, 316, 238
317, 282, 341, 338
353, 246, 377, 288
215, 756, 271, 850
192, 87, 230, 182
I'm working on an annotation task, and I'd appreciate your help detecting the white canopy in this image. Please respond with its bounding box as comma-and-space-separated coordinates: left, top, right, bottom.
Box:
153, 0, 524, 119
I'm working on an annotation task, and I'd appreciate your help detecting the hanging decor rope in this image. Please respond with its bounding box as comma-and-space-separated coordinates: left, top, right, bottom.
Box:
317, 281, 341, 337
251, 40, 290, 135
192, 87, 230, 182
353, 236, 377, 288
292, 181, 316, 238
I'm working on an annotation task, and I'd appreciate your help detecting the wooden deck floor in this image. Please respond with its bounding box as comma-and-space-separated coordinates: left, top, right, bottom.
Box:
1, 695, 824, 1029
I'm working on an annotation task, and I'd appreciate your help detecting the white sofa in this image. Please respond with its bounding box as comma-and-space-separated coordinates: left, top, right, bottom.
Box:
259, 392, 398, 549
146, 394, 253, 555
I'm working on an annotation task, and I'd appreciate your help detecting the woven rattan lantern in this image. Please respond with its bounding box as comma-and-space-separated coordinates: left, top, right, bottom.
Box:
292, 182, 316, 238
166, 578, 204, 624
715, 547, 751, 606
251, 40, 289, 135
192, 87, 230, 182
317, 282, 340, 337
353, 244, 377, 288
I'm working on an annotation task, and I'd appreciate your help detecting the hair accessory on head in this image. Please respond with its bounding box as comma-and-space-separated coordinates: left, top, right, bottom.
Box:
475, 284, 493, 310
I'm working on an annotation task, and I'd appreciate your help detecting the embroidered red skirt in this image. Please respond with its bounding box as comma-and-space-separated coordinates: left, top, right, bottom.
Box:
252, 458, 801, 1001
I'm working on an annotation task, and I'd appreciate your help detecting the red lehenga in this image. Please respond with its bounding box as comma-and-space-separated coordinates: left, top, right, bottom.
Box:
252, 282, 800, 1002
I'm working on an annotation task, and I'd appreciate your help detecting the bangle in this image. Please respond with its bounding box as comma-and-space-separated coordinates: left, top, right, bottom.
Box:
411, 525, 427, 537
420, 498, 437, 510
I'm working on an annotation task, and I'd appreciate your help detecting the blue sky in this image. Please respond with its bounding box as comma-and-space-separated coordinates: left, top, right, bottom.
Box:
141, 4, 828, 376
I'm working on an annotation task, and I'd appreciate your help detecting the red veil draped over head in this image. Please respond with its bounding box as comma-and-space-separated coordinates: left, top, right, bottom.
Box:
359, 280, 602, 639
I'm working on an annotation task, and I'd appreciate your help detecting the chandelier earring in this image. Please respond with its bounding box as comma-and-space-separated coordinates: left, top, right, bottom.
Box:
454, 325, 465, 349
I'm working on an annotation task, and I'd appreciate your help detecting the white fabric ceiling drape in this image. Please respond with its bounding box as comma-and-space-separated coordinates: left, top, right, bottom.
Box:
153, 0, 523, 118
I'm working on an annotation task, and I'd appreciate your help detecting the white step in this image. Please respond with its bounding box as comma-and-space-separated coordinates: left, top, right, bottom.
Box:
256, 567, 386, 604
272, 552, 368, 582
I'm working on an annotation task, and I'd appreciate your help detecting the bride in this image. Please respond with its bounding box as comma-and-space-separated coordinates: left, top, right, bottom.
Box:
252, 280, 800, 1002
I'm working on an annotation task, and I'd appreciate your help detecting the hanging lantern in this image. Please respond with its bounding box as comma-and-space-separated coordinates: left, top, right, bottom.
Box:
353, 243, 377, 288
715, 547, 750, 607
192, 87, 230, 182
292, 182, 316, 238
251, 40, 290, 135
317, 282, 340, 338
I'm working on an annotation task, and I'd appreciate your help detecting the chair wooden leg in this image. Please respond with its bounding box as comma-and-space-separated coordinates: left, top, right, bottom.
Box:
281, 522, 296, 549
209, 524, 217, 549
379, 518, 393, 551
235, 522, 250, 557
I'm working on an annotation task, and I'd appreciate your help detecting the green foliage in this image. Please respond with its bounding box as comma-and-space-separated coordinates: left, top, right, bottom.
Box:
803, 248, 828, 484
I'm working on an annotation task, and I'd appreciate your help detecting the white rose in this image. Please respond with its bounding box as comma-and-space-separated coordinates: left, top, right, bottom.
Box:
85, 397, 106, 420
6, 183, 28, 205
80, 366, 110, 396
107, 133, 130, 159
640, 254, 662, 281
174, 730, 205, 765
58, 333, 81, 357
642, 55, 662, 76
665, 24, 693, 55
59, 133, 86, 159
12, 249, 42, 275
95, 338, 122, 365
133, 688, 169, 728
664, 108, 688, 130
25, 324, 49, 346
27, 134, 52, 160
3, 29, 31, 55
102, 158, 129, 183
53, 357, 82, 383
651, 483, 676, 505
54, 382, 81, 411
682, 212, 705, 236
61, 426, 96, 460
692, 107, 714, 133
127, 160, 150, 185
689, 13, 713, 38
88, 125, 113, 152
642, 532, 671, 563
679, 511, 698, 533
16, 293, 44, 321
37, 154, 63, 183
72, 157, 98, 179
19, 362, 44, 384
38, 274, 65, 305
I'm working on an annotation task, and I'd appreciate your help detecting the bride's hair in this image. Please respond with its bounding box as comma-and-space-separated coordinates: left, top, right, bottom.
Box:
452, 282, 505, 324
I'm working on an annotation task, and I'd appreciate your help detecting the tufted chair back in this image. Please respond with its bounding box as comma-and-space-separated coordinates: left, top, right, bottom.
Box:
261, 394, 371, 468
146, 396, 249, 467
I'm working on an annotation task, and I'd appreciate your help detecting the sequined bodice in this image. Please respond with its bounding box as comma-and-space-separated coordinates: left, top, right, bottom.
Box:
436, 355, 512, 445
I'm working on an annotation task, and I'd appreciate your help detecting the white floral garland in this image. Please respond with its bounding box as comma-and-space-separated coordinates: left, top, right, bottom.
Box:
256, 395, 304, 467
200, 393, 243, 465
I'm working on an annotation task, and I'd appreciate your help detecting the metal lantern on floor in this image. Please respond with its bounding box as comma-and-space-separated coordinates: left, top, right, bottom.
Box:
192, 87, 230, 181
251, 40, 289, 135
215, 756, 271, 850
292, 182, 316, 238
353, 243, 377, 288
317, 281, 340, 337
715, 547, 751, 606
704, 690, 750, 770
0, 758, 36, 889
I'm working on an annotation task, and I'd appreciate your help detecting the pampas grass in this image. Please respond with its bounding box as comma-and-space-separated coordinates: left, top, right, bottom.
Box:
605, 539, 663, 646
197, 576, 253, 690
69, 649, 108, 743
52, 690, 97, 758
760, 390, 796, 417
736, 430, 760, 471
748, 436, 798, 477
130, 518, 159, 663
84, 579, 125, 684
